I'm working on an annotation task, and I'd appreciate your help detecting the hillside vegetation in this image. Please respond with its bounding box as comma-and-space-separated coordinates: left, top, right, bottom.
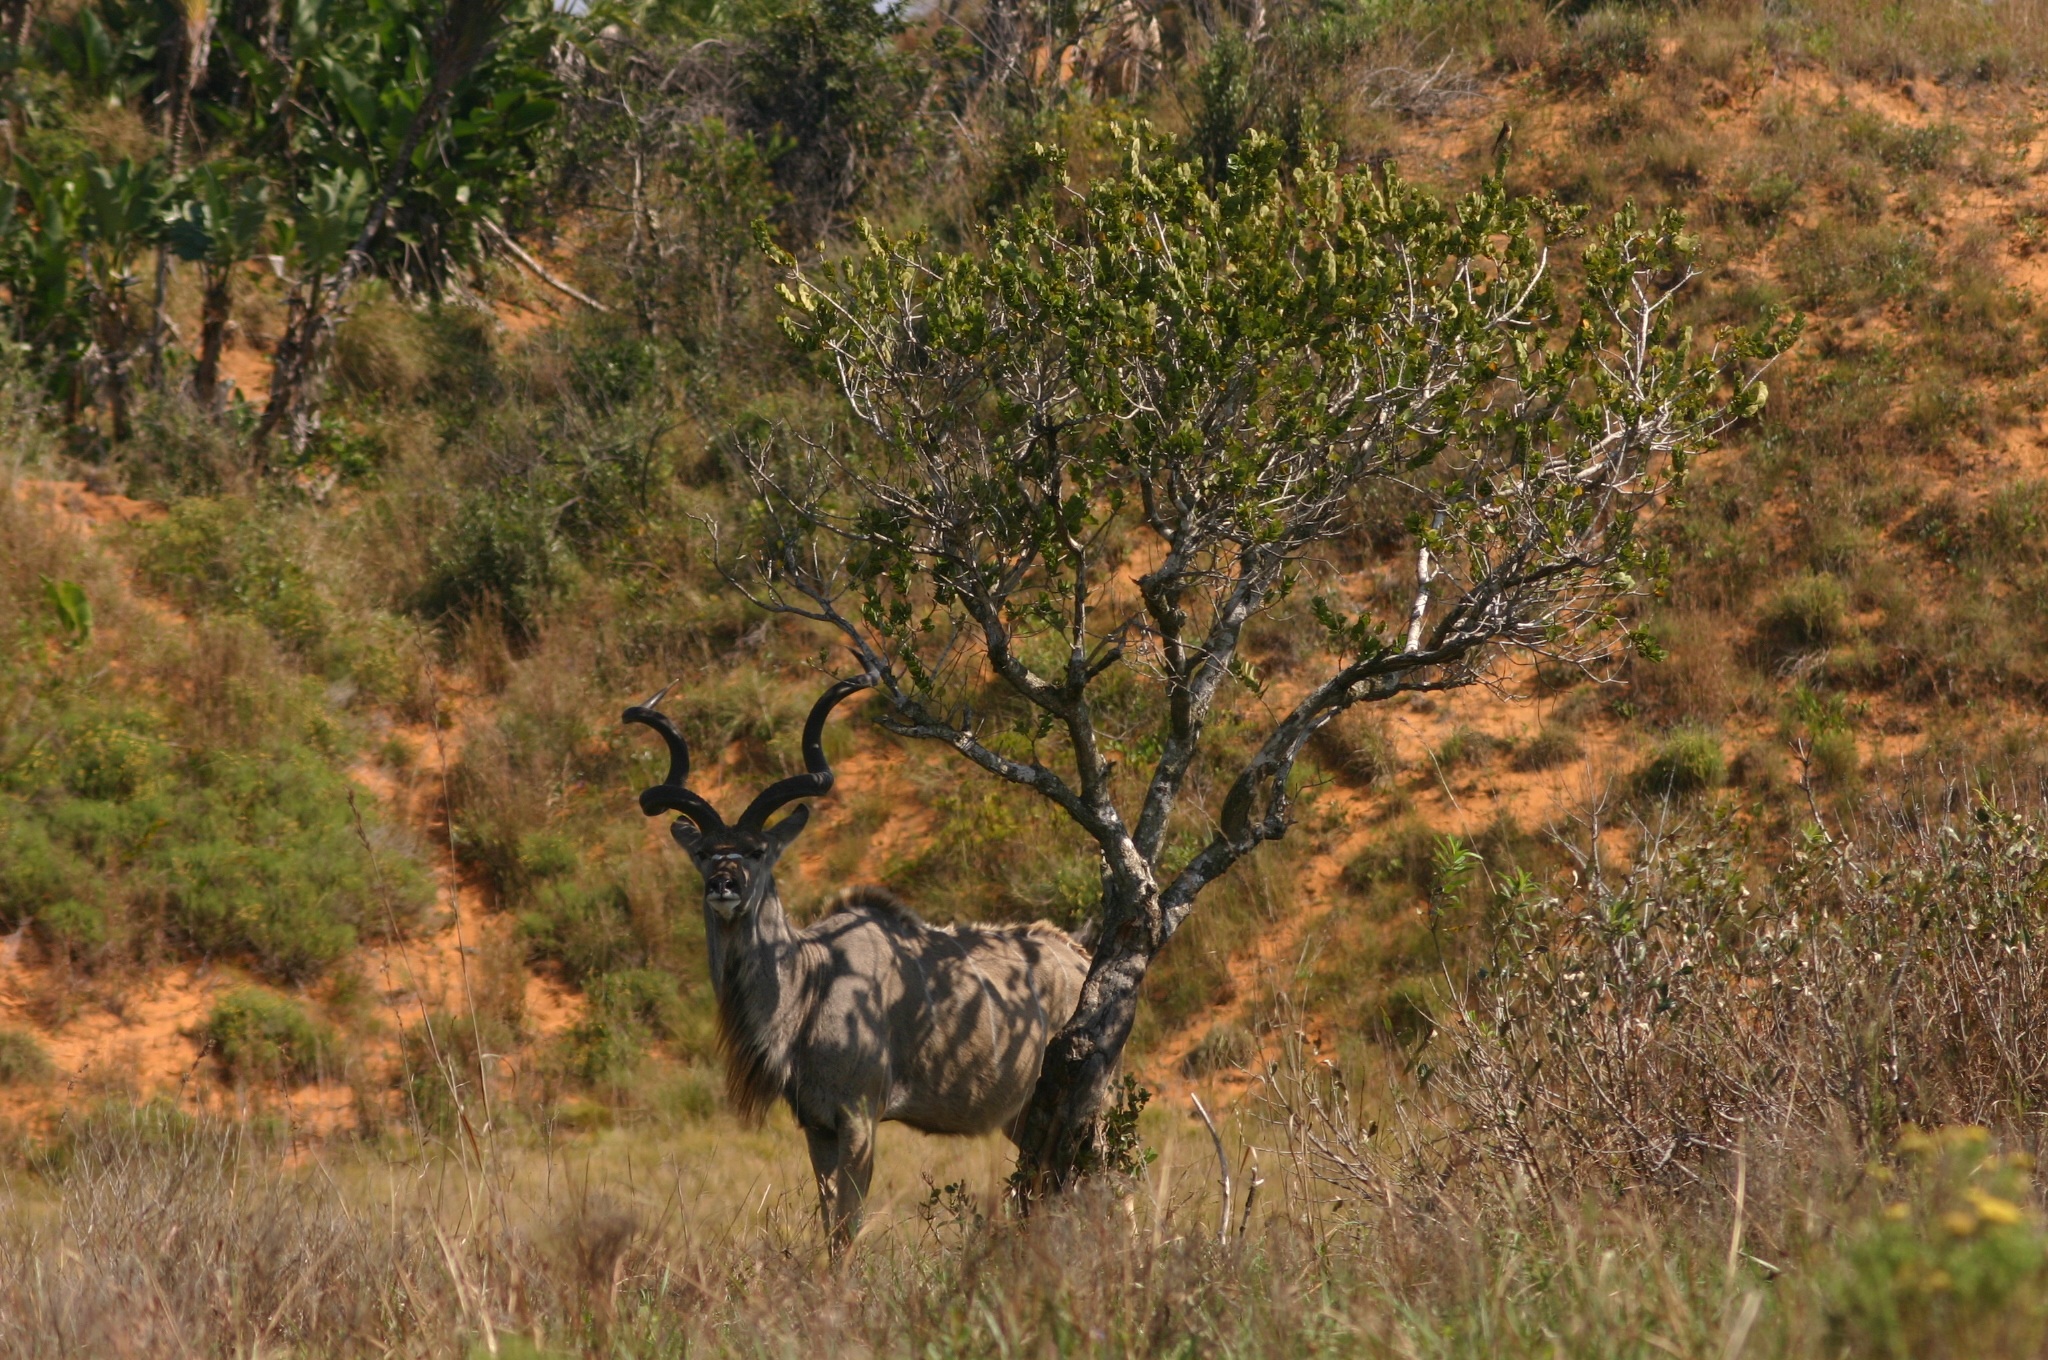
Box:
5, 0, 2048, 1352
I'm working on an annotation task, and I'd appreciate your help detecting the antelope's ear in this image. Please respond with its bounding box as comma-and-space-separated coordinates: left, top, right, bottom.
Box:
763, 804, 811, 852
670, 819, 703, 851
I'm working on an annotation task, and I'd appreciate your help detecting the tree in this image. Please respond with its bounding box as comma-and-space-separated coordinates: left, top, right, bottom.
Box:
163, 162, 268, 407
0, 0, 560, 449
735, 131, 1792, 1186
0, 156, 169, 437
239, 0, 561, 456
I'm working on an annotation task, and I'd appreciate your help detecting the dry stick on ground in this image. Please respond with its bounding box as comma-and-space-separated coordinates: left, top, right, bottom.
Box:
481, 219, 613, 313
1191, 1093, 1233, 1243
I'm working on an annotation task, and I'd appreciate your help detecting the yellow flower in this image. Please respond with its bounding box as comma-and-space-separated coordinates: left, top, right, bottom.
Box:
1883, 1203, 1910, 1222
1941, 1210, 1979, 1237
1966, 1189, 2025, 1226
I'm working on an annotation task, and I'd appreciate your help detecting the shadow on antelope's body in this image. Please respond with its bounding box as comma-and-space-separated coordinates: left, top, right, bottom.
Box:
624, 676, 1090, 1250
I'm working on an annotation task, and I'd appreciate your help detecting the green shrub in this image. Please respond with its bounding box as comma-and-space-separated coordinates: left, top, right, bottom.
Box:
205, 989, 331, 1085
415, 487, 562, 644
1181, 1021, 1259, 1077
1784, 222, 1933, 311
589, 968, 686, 1042
1513, 725, 1584, 772
520, 876, 641, 983
59, 716, 166, 801
1342, 820, 1438, 897
0, 815, 88, 928
1550, 5, 1654, 91
1760, 572, 1852, 655
1369, 975, 1440, 1049
399, 1012, 515, 1135
132, 499, 331, 655
1308, 709, 1399, 786
333, 291, 435, 403
1812, 727, 1862, 787
0, 1029, 54, 1086
652, 1067, 718, 1124
1634, 729, 1725, 800
1841, 111, 1965, 173
1436, 726, 1505, 770
556, 1015, 641, 1090
36, 897, 107, 957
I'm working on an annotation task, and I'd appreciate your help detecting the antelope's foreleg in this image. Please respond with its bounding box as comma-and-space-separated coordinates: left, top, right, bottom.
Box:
804, 1112, 876, 1255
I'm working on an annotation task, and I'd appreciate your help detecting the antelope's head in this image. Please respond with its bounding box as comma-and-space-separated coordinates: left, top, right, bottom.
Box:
624, 675, 873, 921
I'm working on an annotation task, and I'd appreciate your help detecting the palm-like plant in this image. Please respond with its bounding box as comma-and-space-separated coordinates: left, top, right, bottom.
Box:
165, 164, 268, 407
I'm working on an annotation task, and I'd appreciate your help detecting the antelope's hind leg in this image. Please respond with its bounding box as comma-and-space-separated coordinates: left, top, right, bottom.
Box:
804, 1113, 877, 1255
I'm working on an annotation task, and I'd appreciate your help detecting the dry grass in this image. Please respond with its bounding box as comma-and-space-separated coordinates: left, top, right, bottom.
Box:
5, 1032, 2048, 1360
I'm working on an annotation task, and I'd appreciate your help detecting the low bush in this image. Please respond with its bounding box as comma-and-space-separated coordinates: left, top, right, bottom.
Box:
520, 876, 645, 984
555, 1015, 642, 1090
1759, 572, 1852, 657
1307, 709, 1399, 787
205, 990, 331, 1086
2, 499, 434, 986
588, 968, 688, 1045
1634, 728, 1725, 799
1428, 801, 2048, 1194
1181, 1021, 1259, 1077
1435, 726, 1506, 771
131, 499, 332, 657
414, 488, 563, 645
398, 1011, 516, 1135
1342, 820, 1438, 897
1810, 727, 1862, 787
1549, 5, 1655, 91
1512, 725, 1583, 772
0, 1029, 54, 1085
1827, 1126, 2048, 1358
1783, 221, 1934, 312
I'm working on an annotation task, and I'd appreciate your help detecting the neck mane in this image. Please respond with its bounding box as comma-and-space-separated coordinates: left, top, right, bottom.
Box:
705, 873, 808, 1123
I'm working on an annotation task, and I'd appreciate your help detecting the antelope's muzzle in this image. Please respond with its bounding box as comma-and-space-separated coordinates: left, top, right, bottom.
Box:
705, 860, 745, 918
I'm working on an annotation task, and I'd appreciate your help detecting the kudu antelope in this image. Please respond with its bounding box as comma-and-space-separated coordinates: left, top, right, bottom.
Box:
624, 676, 1090, 1248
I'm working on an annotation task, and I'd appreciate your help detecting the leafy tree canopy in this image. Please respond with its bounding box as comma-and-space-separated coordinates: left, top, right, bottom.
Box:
741, 128, 1794, 1180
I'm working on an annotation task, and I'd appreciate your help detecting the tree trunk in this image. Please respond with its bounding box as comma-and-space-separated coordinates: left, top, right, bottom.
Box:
982, 0, 1023, 89
194, 269, 230, 409
148, 8, 211, 391
1012, 882, 1165, 1190
256, 282, 333, 461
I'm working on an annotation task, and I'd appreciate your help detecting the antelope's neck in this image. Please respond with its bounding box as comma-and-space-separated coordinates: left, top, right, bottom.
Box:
707, 878, 809, 1080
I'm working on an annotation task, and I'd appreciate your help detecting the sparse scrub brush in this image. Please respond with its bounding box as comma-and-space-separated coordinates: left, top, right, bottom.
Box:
1431, 800, 2048, 1194
1182, 1021, 1259, 1077
1308, 708, 1399, 786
